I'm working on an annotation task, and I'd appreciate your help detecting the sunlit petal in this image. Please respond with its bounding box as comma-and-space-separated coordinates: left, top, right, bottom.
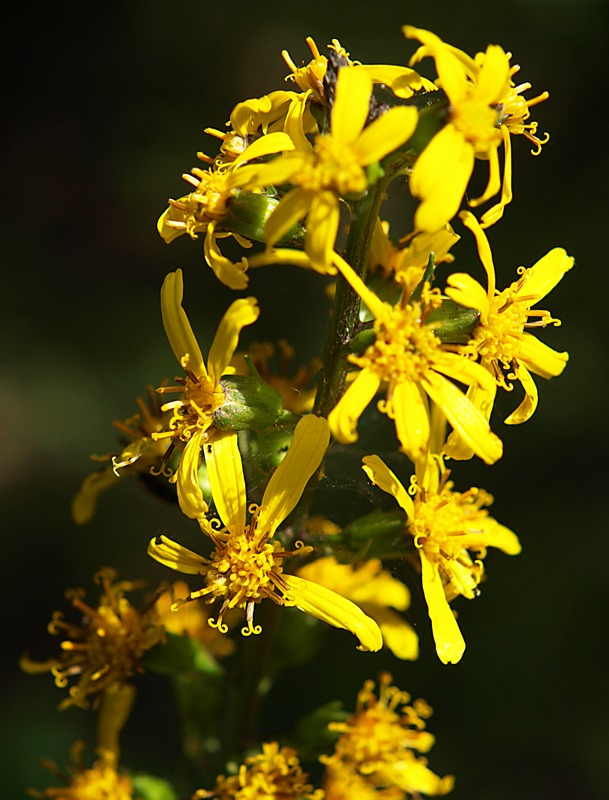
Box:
203, 431, 246, 532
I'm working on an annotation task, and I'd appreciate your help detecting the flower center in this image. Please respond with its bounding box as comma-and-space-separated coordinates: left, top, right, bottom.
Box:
451, 97, 502, 152
351, 304, 442, 383
296, 135, 367, 196
409, 486, 492, 599
157, 370, 225, 444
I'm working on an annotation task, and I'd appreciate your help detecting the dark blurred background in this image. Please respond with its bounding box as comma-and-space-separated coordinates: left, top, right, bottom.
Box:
3, 0, 608, 797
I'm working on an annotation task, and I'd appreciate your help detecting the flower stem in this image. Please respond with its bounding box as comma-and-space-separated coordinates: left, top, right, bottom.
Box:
313, 175, 389, 418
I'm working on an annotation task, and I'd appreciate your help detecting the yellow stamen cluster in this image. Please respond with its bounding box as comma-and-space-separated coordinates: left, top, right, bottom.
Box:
31, 746, 134, 800
25, 569, 165, 710
408, 479, 494, 600
155, 364, 225, 445
352, 302, 443, 384
297, 135, 368, 196
474, 268, 561, 387
159, 160, 232, 242
196, 742, 323, 800
321, 674, 454, 796
498, 65, 550, 153
184, 518, 310, 636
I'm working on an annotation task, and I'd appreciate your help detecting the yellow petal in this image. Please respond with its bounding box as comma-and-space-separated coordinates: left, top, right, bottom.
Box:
353, 106, 418, 165
258, 415, 330, 537
518, 332, 569, 379
411, 126, 474, 232
203, 224, 249, 290
443, 379, 496, 461
331, 66, 371, 147
518, 247, 574, 303
72, 468, 121, 525
231, 131, 296, 169
148, 534, 207, 575
305, 191, 340, 270
504, 361, 538, 425
434, 351, 496, 394
459, 210, 496, 298
476, 45, 511, 104
333, 253, 387, 320
391, 379, 430, 463
203, 431, 246, 533
359, 63, 435, 97
419, 551, 465, 664
265, 186, 314, 248
445, 272, 490, 322
328, 368, 381, 444
360, 604, 419, 661
423, 371, 502, 464
160, 269, 206, 376
282, 574, 383, 652
207, 296, 259, 386
176, 431, 209, 520
362, 454, 415, 518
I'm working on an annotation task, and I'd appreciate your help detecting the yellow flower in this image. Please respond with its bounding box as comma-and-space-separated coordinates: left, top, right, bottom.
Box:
282, 36, 351, 101
21, 568, 165, 709
231, 66, 418, 269
443, 212, 573, 457
328, 254, 502, 465
195, 741, 324, 800
148, 416, 382, 652
72, 388, 172, 525
370, 218, 459, 294
151, 269, 258, 518
320, 673, 454, 797
362, 454, 521, 664
158, 132, 294, 289
296, 556, 418, 660
403, 25, 549, 232
30, 743, 134, 800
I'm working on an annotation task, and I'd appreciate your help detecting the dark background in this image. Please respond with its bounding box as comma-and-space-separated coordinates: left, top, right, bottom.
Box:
3, 1, 608, 797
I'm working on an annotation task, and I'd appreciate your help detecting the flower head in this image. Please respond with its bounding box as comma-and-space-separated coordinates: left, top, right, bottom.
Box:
443, 212, 573, 451
30, 743, 134, 800
158, 133, 294, 289
362, 454, 520, 663
21, 569, 165, 709
328, 255, 502, 465
231, 66, 418, 269
320, 673, 454, 796
148, 416, 382, 652
404, 26, 549, 231
151, 269, 258, 518
195, 741, 323, 800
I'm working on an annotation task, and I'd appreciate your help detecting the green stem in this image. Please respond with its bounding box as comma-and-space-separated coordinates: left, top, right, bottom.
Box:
313, 175, 390, 418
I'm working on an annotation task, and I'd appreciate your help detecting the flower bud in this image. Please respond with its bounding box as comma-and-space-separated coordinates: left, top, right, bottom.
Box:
214, 371, 284, 430
426, 299, 481, 343
223, 189, 304, 245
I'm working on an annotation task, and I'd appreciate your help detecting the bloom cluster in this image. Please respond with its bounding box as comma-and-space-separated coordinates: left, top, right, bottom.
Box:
26, 25, 572, 799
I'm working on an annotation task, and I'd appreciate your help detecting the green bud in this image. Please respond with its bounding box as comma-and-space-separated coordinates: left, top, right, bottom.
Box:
214, 367, 283, 431
222, 189, 304, 245
427, 299, 481, 343
130, 774, 178, 800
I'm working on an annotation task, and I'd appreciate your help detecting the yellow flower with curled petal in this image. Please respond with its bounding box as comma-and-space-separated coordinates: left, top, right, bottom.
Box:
158, 132, 294, 289
231, 66, 418, 270
151, 269, 258, 518
296, 556, 418, 660
362, 454, 520, 664
148, 416, 382, 652
403, 25, 549, 232
195, 741, 324, 800
282, 36, 352, 101
328, 254, 502, 465
320, 673, 454, 797
443, 212, 573, 458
